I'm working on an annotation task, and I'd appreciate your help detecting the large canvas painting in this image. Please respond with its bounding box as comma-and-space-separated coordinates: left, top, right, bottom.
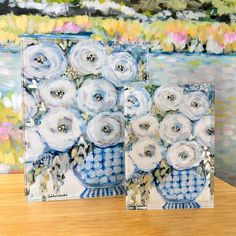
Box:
22, 36, 147, 201
0, 0, 235, 188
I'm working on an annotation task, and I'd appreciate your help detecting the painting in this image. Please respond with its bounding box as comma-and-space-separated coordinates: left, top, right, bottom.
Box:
22, 35, 147, 201
0, 0, 235, 188
125, 83, 214, 209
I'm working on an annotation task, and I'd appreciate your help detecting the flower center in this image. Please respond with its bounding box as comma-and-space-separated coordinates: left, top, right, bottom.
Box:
167, 93, 176, 101
94, 93, 103, 101
139, 122, 150, 130
127, 96, 138, 105
87, 53, 97, 63
207, 127, 215, 136
144, 145, 155, 158
116, 64, 125, 72
102, 125, 112, 134
51, 89, 65, 99
179, 151, 188, 160
171, 123, 182, 133
34, 55, 47, 64
57, 117, 72, 134
191, 100, 200, 108
57, 124, 69, 133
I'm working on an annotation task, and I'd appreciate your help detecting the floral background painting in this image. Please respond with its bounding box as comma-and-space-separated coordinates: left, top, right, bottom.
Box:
0, 0, 235, 187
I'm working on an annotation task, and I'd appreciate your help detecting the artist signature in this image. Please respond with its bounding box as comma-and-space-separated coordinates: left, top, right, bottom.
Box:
47, 193, 68, 198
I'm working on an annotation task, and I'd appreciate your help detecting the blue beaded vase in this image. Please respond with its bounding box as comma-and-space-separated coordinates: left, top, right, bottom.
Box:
155, 167, 206, 209
74, 143, 125, 198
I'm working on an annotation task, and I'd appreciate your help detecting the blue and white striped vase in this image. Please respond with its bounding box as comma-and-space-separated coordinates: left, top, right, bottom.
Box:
74, 143, 124, 198
155, 166, 206, 209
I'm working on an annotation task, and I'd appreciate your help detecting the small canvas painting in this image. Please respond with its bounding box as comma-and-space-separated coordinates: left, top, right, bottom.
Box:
22, 36, 148, 202
124, 83, 214, 209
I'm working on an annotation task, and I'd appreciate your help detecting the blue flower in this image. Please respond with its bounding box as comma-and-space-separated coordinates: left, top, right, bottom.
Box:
102, 52, 138, 87
159, 113, 192, 144
122, 86, 152, 116
23, 42, 67, 79
38, 108, 83, 152
77, 78, 117, 115
130, 114, 159, 137
194, 115, 215, 147
166, 141, 203, 170
39, 77, 76, 108
180, 91, 210, 121
86, 112, 124, 148
69, 40, 107, 75
153, 85, 183, 112
129, 137, 163, 172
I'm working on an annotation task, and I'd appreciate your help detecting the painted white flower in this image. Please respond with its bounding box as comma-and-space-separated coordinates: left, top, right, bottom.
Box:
153, 85, 183, 112
122, 86, 152, 116
86, 112, 124, 148
180, 91, 210, 121
166, 141, 203, 170
24, 128, 45, 161
102, 52, 138, 87
130, 114, 159, 138
189, 39, 204, 53
77, 78, 117, 115
23, 93, 37, 121
206, 37, 223, 54
159, 113, 192, 144
194, 115, 215, 147
69, 40, 107, 75
38, 108, 83, 152
129, 137, 163, 172
39, 77, 76, 108
3, 93, 22, 113
23, 42, 67, 79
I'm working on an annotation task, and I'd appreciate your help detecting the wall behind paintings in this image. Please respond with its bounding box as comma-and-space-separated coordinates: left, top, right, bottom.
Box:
0, 0, 235, 187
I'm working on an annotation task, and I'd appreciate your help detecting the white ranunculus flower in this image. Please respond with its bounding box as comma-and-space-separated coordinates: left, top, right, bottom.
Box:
194, 115, 215, 147
122, 86, 152, 116
39, 77, 76, 108
180, 91, 210, 121
23, 42, 67, 79
86, 112, 124, 148
130, 114, 159, 138
159, 113, 192, 144
77, 78, 117, 115
166, 141, 203, 170
129, 137, 163, 172
102, 52, 138, 87
38, 108, 83, 152
24, 128, 45, 161
69, 40, 107, 75
23, 93, 37, 121
153, 85, 183, 112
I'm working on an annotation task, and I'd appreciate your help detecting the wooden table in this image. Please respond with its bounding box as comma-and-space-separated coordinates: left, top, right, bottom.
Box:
0, 174, 236, 236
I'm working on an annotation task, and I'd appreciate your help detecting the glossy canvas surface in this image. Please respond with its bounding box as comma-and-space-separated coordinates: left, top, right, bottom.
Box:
0, 1, 236, 189
125, 83, 214, 209
22, 37, 148, 201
